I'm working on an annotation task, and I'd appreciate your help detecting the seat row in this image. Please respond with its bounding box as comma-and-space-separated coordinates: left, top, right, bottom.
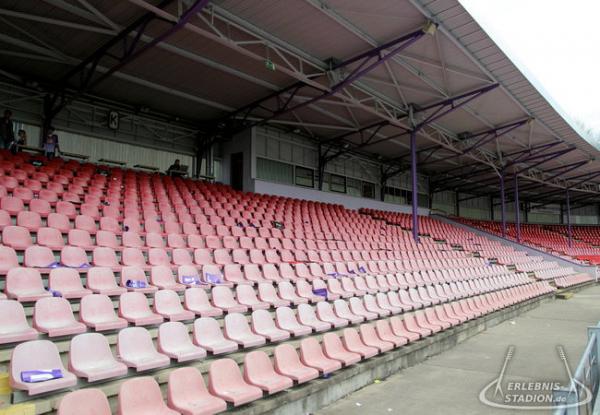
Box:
554, 273, 593, 288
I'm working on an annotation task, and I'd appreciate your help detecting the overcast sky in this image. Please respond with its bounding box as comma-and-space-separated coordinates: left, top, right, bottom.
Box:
459, 0, 600, 137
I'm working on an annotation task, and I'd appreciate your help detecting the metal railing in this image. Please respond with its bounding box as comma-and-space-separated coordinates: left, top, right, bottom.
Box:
553, 325, 600, 414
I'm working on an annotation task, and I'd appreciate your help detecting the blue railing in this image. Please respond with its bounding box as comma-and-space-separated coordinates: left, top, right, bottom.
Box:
553, 325, 600, 414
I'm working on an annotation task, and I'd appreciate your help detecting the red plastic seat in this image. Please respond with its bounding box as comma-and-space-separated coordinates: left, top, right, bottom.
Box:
251, 309, 290, 342
48, 268, 92, 299
86, 267, 126, 296
278, 281, 308, 305
119, 291, 164, 326
322, 332, 362, 366
299, 337, 341, 375
2, 225, 32, 250
359, 323, 394, 352
80, 293, 127, 331
37, 227, 65, 250
1, 196, 24, 215
258, 283, 290, 307
297, 303, 331, 332
118, 377, 179, 414
96, 230, 120, 249
6, 267, 51, 302
33, 296, 86, 337
151, 265, 185, 291
61, 246, 90, 268
375, 319, 408, 347
167, 367, 227, 415
0, 300, 38, 344
341, 327, 379, 359
158, 321, 206, 362
10, 340, 77, 395
333, 299, 364, 324
193, 317, 238, 354
208, 358, 263, 407
57, 389, 111, 415
244, 350, 293, 394
275, 307, 312, 337
47, 213, 71, 232
389, 316, 420, 342
16, 211, 41, 231
69, 333, 128, 382
224, 312, 266, 348
273, 343, 319, 384
236, 284, 269, 310
74, 215, 96, 233
122, 247, 147, 268
211, 286, 247, 313
154, 289, 195, 321
117, 327, 170, 371
0, 246, 19, 273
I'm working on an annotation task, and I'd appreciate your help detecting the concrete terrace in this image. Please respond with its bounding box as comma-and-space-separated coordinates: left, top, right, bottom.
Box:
318, 284, 600, 415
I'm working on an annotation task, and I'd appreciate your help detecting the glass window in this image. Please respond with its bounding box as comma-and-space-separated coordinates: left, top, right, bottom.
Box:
330, 174, 346, 193
295, 166, 314, 188
362, 182, 375, 199
256, 157, 294, 185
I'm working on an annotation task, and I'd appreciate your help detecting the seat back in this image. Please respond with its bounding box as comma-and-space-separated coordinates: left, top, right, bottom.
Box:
118, 377, 169, 414
34, 297, 76, 326
194, 317, 226, 343
119, 291, 152, 317
0, 300, 30, 332
6, 268, 46, 297
10, 340, 66, 383
69, 333, 116, 371
80, 294, 118, 324
154, 289, 185, 313
57, 389, 111, 415
117, 327, 157, 359
167, 367, 211, 409
49, 268, 85, 292
158, 321, 194, 352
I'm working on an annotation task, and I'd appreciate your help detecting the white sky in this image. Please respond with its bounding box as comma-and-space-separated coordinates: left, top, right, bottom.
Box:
459, 0, 600, 135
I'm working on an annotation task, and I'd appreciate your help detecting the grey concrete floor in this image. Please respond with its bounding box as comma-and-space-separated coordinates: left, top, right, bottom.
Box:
317, 285, 600, 415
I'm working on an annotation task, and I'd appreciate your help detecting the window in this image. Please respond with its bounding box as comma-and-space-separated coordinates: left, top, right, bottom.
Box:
330, 174, 346, 193
256, 157, 293, 185
346, 178, 362, 197
295, 166, 314, 188
362, 182, 376, 199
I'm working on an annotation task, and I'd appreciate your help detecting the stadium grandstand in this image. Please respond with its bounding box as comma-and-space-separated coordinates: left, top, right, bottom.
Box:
0, 0, 599, 414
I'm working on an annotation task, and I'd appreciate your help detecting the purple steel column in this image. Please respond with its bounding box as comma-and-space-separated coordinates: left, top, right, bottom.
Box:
514, 174, 521, 243
500, 169, 507, 238
566, 189, 572, 248
411, 130, 419, 243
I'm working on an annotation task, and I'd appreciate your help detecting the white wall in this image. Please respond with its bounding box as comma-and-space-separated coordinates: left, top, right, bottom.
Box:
253, 180, 430, 215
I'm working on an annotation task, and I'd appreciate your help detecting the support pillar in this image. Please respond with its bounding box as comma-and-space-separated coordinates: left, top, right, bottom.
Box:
489, 195, 494, 221
410, 130, 419, 243
455, 191, 460, 217
514, 174, 521, 243
566, 190, 572, 248
500, 169, 507, 238
559, 204, 564, 225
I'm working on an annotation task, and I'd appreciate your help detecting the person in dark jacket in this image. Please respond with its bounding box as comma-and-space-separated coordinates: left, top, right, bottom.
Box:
0, 110, 14, 150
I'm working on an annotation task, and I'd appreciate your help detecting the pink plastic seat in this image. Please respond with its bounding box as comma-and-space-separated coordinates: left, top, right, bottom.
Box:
158, 321, 206, 362
121, 266, 158, 293
33, 296, 86, 337
118, 377, 179, 414
148, 248, 171, 267
348, 297, 378, 320
122, 231, 144, 248
6, 267, 51, 302
0, 246, 19, 272
48, 213, 71, 233
211, 286, 248, 313
146, 232, 165, 248
30, 199, 52, 217
10, 340, 77, 395
322, 332, 362, 366
341, 327, 379, 359
275, 307, 312, 336
389, 316, 421, 342
1, 197, 24, 215
375, 319, 408, 347
208, 358, 263, 406
68, 229, 93, 249
333, 299, 364, 324
96, 230, 119, 249
359, 324, 394, 352
2, 225, 32, 250
251, 309, 290, 342
99, 217, 120, 233
236, 284, 269, 310
87, 267, 126, 295
299, 337, 341, 375
244, 350, 293, 394
167, 367, 227, 415
297, 280, 324, 303
258, 283, 290, 307
278, 281, 308, 305
23, 245, 56, 269
80, 294, 127, 331
154, 289, 195, 321
57, 389, 111, 415
224, 313, 266, 348
0, 300, 39, 344
61, 246, 89, 268
69, 333, 128, 382
48, 268, 92, 299
151, 265, 185, 291
297, 303, 331, 332
37, 227, 65, 250
117, 327, 170, 371
273, 343, 319, 384
16, 211, 42, 232
193, 317, 238, 354
184, 288, 223, 317
122, 247, 147, 268
119, 291, 164, 326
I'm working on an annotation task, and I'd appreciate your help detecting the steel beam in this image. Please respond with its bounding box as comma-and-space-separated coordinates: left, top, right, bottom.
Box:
410, 129, 419, 243
566, 189, 572, 248
514, 174, 521, 243
500, 168, 506, 237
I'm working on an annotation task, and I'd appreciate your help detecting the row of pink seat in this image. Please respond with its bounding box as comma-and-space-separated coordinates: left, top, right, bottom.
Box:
554, 274, 593, 288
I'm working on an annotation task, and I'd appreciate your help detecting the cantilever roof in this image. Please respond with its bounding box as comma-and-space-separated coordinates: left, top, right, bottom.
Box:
0, 0, 597, 205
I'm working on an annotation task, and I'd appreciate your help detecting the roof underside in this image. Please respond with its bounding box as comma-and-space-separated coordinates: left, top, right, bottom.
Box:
0, 0, 598, 207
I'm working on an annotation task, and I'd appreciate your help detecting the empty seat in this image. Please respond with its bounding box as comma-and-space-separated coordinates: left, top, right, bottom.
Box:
118, 377, 179, 415
10, 340, 77, 395
278, 281, 308, 305
316, 301, 349, 328
1, 197, 24, 215
359, 324, 394, 353
167, 367, 227, 415
61, 246, 90, 268
0, 246, 19, 272
48, 268, 92, 299
375, 319, 408, 347
68, 229, 93, 249
184, 287, 223, 317
244, 350, 293, 394
258, 283, 290, 307
57, 388, 111, 415
297, 303, 331, 332
236, 284, 269, 310
193, 317, 238, 354
251, 310, 290, 342
80, 294, 127, 331
47, 213, 71, 232
322, 332, 362, 366
5, 267, 51, 302
0, 300, 38, 344
2, 225, 32, 249
17, 211, 42, 231
158, 321, 206, 362
69, 333, 127, 382
208, 358, 263, 406
33, 296, 86, 337
212, 286, 248, 313
273, 343, 319, 384
154, 289, 195, 321
299, 337, 341, 375
87, 267, 126, 296
119, 291, 164, 326
96, 230, 119, 249
117, 327, 170, 371
275, 307, 312, 337
341, 328, 378, 359
151, 265, 185, 291
333, 299, 364, 324
37, 227, 65, 250
122, 247, 147, 268
224, 313, 266, 348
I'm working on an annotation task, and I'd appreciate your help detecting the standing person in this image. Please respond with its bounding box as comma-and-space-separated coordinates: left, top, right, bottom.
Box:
0, 110, 14, 150
9, 129, 26, 155
43, 129, 59, 159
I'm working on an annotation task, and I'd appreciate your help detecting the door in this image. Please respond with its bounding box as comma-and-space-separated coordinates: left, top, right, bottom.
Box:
230, 152, 244, 191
